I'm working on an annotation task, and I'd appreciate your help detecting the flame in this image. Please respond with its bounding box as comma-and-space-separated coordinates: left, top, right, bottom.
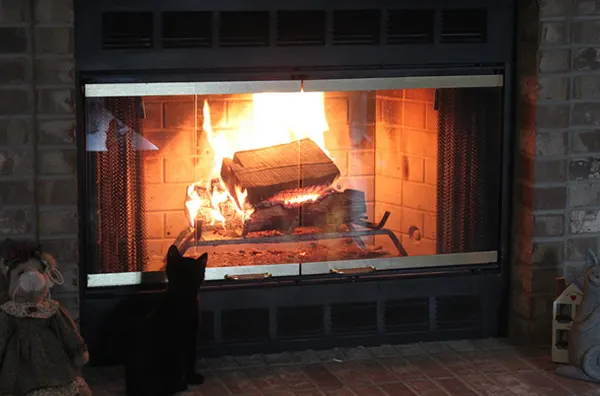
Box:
185, 92, 330, 229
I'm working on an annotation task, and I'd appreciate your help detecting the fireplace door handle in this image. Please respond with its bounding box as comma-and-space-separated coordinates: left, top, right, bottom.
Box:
330, 266, 376, 275
224, 272, 273, 281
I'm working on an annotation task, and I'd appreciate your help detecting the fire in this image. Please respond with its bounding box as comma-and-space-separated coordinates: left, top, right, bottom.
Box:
185, 92, 331, 228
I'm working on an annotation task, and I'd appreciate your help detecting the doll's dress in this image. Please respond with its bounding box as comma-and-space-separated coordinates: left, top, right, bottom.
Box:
0, 299, 88, 396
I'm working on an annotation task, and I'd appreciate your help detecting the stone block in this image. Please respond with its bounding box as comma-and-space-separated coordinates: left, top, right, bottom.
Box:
423, 212, 436, 240
403, 156, 424, 182
348, 91, 376, 124
145, 183, 189, 211
37, 149, 76, 175
566, 237, 598, 261
0, 0, 30, 24
381, 98, 402, 125
165, 211, 189, 238
541, 21, 568, 44
400, 207, 424, 235
324, 124, 352, 150
34, 27, 74, 54
39, 237, 78, 262
569, 183, 600, 207
573, 48, 600, 71
325, 97, 349, 125
143, 155, 164, 184
0, 119, 31, 145
376, 150, 402, 178
145, 212, 164, 240
572, 103, 600, 127
0, 27, 27, 53
535, 159, 566, 183
569, 209, 600, 234
36, 177, 77, 205
34, 58, 74, 85
511, 291, 554, 321
164, 101, 194, 129
38, 207, 78, 236
34, 0, 74, 24
426, 106, 438, 132
535, 132, 567, 156
540, 0, 572, 17
538, 49, 570, 73
0, 57, 26, 84
329, 150, 348, 176
533, 215, 564, 237
402, 101, 426, 129
575, 0, 600, 15
145, 129, 194, 156
226, 99, 252, 126
400, 129, 437, 158
37, 119, 75, 144
375, 125, 401, 152
349, 150, 375, 176
571, 130, 600, 153
141, 102, 163, 130
400, 234, 436, 256
569, 157, 600, 180
536, 104, 570, 128
538, 76, 569, 101
0, 88, 29, 115
402, 182, 436, 212
0, 179, 34, 205
164, 157, 195, 183
534, 186, 566, 210
36, 89, 75, 115
0, 149, 33, 176
572, 20, 600, 44
0, 207, 34, 236
532, 241, 563, 268
374, 175, 401, 205
424, 158, 436, 186
405, 88, 435, 103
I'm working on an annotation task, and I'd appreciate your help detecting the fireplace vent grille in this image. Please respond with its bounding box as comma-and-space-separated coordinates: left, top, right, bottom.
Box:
222, 308, 270, 342
332, 10, 381, 45
101, 12, 153, 49
277, 306, 324, 338
436, 295, 482, 330
440, 9, 487, 43
331, 302, 377, 335
277, 11, 326, 46
219, 11, 270, 47
161, 12, 212, 48
386, 9, 434, 45
384, 298, 430, 333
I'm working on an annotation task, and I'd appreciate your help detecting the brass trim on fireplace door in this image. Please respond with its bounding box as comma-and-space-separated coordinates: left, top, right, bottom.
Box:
83, 80, 303, 98
302, 75, 504, 92
83, 75, 503, 98
86, 251, 498, 287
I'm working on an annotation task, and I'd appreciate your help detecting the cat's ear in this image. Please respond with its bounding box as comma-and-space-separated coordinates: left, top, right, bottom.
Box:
197, 253, 208, 268
167, 245, 181, 260
586, 249, 599, 270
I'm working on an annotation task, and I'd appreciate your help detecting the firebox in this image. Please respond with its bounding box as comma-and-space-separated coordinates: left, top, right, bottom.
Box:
76, 0, 516, 362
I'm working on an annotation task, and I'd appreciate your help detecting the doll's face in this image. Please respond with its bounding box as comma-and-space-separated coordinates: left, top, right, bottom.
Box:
7, 259, 50, 303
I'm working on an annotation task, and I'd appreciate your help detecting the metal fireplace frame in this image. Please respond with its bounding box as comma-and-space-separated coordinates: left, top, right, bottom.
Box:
74, 0, 517, 363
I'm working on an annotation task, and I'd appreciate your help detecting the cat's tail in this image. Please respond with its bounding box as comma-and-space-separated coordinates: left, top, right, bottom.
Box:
581, 345, 600, 381
556, 364, 600, 382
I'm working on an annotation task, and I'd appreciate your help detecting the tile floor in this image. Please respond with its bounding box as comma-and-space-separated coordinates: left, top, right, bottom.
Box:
84, 339, 600, 396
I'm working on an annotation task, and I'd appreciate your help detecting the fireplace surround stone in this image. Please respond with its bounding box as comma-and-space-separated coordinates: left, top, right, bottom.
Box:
0, 0, 599, 347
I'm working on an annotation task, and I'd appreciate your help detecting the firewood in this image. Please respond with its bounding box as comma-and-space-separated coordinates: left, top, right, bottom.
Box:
220, 139, 340, 206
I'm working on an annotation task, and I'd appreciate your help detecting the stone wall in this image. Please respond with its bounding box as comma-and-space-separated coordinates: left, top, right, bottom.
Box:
510, 0, 600, 343
0, 0, 78, 315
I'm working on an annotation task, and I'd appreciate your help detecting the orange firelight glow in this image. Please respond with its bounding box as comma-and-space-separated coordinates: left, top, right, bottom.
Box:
184, 92, 332, 228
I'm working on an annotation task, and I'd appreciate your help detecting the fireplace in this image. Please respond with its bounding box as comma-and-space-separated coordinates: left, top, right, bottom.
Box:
76, 0, 516, 362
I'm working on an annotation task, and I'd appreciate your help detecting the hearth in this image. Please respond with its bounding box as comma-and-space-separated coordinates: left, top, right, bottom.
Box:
75, 0, 516, 363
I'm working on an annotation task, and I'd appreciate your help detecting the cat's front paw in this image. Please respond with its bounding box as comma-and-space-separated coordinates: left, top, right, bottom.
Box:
186, 371, 205, 385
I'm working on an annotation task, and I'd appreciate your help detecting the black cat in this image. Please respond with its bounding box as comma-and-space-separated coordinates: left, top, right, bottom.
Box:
124, 245, 208, 396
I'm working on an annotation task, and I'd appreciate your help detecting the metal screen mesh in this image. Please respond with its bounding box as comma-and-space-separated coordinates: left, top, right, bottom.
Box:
436, 88, 501, 254
95, 97, 147, 272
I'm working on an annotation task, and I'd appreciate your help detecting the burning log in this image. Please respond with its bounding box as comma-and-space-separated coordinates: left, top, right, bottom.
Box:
242, 189, 367, 236
220, 138, 341, 206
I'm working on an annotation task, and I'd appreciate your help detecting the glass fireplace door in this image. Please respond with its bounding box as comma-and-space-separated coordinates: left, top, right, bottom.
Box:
83, 75, 504, 287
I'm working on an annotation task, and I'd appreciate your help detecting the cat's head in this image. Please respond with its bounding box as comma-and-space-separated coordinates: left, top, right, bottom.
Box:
584, 249, 600, 287
165, 245, 207, 296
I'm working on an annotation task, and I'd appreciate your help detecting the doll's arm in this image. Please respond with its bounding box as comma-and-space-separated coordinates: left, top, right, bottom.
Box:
49, 306, 88, 366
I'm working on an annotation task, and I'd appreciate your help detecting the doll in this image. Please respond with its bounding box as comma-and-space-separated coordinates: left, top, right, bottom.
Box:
0, 240, 92, 396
